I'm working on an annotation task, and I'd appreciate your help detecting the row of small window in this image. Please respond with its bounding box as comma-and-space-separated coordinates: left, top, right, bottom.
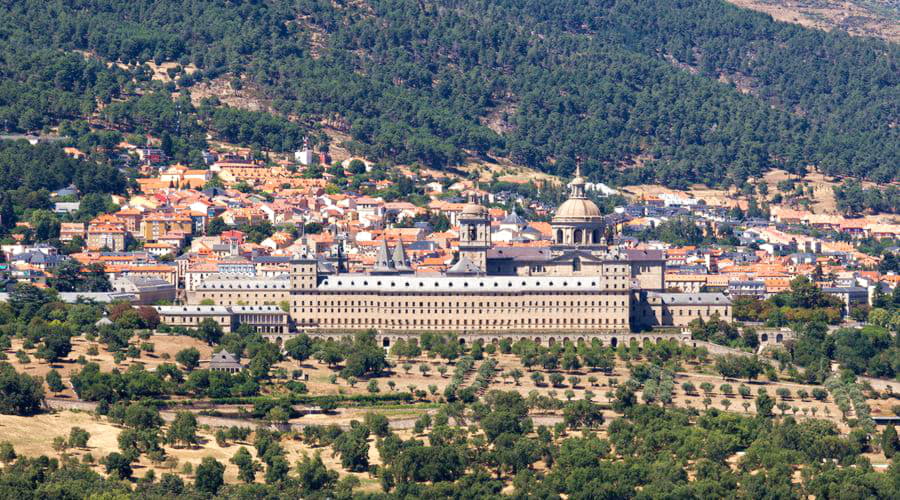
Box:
330, 279, 603, 288
314, 316, 627, 326
199, 294, 285, 299
296, 299, 629, 307
163, 316, 229, 324
298, 308, 627, 315
674, 307, 729, 316
201, 284, 288, 289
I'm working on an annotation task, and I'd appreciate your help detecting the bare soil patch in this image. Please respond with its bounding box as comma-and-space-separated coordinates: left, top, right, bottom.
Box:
725, 0, 900, 43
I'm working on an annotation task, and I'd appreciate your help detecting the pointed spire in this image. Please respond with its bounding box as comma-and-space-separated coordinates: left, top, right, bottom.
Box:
392, 240, 412, 272
373, 239, 395, 273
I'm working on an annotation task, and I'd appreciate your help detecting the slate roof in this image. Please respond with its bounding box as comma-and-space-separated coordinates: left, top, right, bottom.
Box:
647, 292, 732, 305
446, 256, 482, 276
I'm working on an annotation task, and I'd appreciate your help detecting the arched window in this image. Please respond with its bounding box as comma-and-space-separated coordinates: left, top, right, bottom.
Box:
573, 229, 583, 244
572, 257, 581, 272
592, 229, 601, 243
468, 224, 478, 241
556, 229, 564, 244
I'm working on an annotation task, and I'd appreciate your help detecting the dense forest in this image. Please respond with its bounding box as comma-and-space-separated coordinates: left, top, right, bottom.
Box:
0, 0, 897, 187
834, 181, 900, 215
0, 141, 127, 235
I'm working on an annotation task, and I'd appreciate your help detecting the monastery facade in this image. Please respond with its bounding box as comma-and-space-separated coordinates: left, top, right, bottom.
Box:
181, 168, 732, 335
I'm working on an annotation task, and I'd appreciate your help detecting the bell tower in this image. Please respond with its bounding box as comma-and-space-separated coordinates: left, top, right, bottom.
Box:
458, 196, 490, 272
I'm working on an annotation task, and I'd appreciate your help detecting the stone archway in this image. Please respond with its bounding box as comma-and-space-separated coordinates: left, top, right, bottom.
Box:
761, 333, 768, 342
459, 338, 466, 345
534, 337, 542, 345
776, 333, 783, 343
610, 337, 618, 348
383, 337, 390, 348
548, 337, 556, 346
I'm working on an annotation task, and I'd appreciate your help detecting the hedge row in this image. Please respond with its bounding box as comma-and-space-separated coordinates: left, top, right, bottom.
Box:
145, 392, 414, 408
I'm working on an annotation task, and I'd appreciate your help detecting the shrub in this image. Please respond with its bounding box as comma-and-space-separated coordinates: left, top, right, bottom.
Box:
812, 388, 828, 401
68, 427, 90, 448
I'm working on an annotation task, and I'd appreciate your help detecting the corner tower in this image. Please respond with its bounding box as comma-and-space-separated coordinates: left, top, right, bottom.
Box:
289, 254, 318, 290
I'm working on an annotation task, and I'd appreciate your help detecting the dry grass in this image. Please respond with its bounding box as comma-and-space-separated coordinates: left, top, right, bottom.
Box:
144, 61, 199, 83
0, 410, 254, 483
621, 167, 896, 215
725, 0, 900, 43
281, 352, 855, 429
0, 409, 390, 488
6, 334, 213, 399
456, 157, 560, 185
3, 343, 895, 487
188, 76, 271, 113
762, 168, 892, 214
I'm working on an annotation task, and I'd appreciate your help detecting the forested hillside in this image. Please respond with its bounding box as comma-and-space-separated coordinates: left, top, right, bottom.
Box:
0, 0, 897, 188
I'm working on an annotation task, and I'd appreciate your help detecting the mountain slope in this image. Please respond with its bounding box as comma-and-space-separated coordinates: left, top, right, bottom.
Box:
726, 0, 900, 43
0, 0, 897, 188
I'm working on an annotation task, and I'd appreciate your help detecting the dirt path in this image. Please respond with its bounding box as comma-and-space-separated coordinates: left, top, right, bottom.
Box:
46, 397, 565, 432
46, 398, 263, 428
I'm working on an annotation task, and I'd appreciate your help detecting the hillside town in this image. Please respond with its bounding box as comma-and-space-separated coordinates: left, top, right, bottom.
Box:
2, 138, 900, 497
3, 141, 898, 337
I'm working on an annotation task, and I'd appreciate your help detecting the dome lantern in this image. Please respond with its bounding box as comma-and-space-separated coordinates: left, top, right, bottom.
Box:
551, 165, 605, 246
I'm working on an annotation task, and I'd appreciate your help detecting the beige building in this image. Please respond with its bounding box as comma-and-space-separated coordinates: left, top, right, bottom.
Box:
291, 274, 631, 332
188, 275, 292, 306
155, 304, 288, 333
665, 274, 707, 294
185, 170, 731, 335
635, 292, 732, 328
140, 212, 193, 241
60, 223, 86, 243
230, 305, 290, 333
155, 305, 234, 331
87, 224, 126, 251
106, 264, 178, 286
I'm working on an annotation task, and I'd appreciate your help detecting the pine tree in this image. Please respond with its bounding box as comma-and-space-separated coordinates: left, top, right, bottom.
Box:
882, 425, 899, 459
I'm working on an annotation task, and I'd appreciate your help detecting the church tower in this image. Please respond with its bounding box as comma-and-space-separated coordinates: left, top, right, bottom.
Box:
457, 197, 490, 273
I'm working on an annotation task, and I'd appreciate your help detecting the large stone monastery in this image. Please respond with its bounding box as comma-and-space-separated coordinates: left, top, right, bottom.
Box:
163, 168, 731, 335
